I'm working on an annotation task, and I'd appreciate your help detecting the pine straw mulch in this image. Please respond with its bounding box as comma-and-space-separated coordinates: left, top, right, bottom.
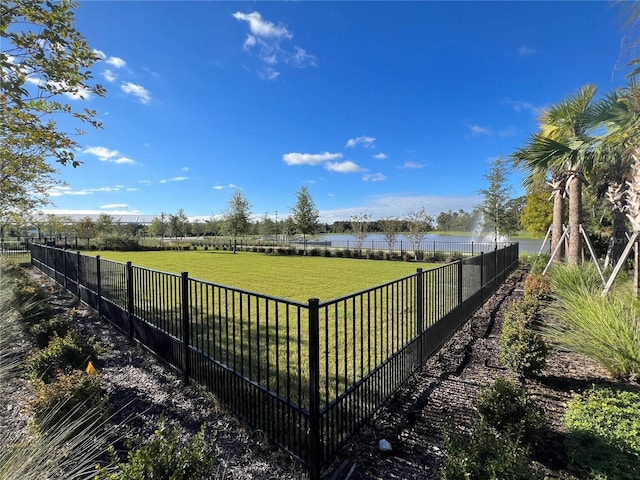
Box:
5, 264, 628, 479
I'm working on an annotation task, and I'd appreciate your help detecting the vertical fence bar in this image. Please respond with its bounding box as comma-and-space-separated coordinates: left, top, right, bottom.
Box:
126, 261, 134, 339
96, 255, 102, 319
76, 251, 81, 297
457, 259, 463, 306
308, 297, 321, 480
416, 268, 424, 365
181, 272, 191, 385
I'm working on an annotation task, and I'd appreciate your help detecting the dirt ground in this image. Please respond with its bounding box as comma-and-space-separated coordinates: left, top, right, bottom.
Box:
5, 264, 623, 479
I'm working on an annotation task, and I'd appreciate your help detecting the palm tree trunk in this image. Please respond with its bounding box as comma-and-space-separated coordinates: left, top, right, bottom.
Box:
551, 191, 565, 262
567, 171, 583, 265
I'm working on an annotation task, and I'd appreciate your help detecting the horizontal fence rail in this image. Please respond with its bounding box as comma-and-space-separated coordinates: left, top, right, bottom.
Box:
27, 242, 519, 479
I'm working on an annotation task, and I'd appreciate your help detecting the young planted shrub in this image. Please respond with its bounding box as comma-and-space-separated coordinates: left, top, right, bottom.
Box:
564, 386, 640, 480
29, 315, 71, 348
29, 370, 107, 432
26, 331, 96, 383
476, 378, 543, 447
523, 273, 552, 301
96, 419, 216, 480
500, 299, 548, 378
440, 420, 541, 480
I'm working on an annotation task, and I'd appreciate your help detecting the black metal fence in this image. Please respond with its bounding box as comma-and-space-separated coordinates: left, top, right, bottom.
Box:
28, 242, 519, 479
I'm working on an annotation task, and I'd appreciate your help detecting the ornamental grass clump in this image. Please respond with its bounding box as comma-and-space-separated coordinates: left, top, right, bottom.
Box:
545, 264, 640, 380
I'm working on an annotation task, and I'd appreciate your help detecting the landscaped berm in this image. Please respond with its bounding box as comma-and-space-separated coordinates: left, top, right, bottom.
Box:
1, 252, 639, 479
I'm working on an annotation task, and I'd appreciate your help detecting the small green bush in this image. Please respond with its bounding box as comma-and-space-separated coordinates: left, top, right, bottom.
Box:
500, 298, 548, 378
323, 249, 332, 257
564, 386, 640, 480
529, 253, 550, 275
96, 419, 216, 480
440, 420, 541, 480
29, 370, 107, 432
26, 331, 96, 383
476, 378, 543, 447
500, 327, 548, 378
29, 315, 71, 348
523, 273, 552, 301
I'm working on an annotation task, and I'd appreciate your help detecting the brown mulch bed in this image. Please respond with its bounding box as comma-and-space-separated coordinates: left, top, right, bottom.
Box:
3, 264, 625, 479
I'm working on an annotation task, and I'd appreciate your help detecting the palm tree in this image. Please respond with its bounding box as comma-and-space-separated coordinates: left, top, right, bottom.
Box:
513, 85, 599, 265
592, 80, 640, 293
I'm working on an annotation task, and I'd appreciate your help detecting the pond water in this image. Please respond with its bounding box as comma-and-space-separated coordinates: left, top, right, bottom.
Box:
318, 233, 549, 254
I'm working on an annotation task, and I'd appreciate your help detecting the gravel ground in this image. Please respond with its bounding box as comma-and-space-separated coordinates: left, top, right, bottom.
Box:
3, 264, 621, 479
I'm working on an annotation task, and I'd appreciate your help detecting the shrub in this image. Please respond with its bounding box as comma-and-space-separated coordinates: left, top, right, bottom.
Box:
523, 273, 552, 301
96, 419, 216, 480
440, 420, 541, 480
529, 253, 550, 275
334, 250, 344, 258
344, 248, 352, 258
500, 327, 548, 378
29, 315, 71, 348
476, 378, 543, 447
564, 386, 640, 480
500, 298, 548, 378
28, 370, 107, 432
26, 331, 96, 383
309, 247, 320, 256
323, 249, 332, 257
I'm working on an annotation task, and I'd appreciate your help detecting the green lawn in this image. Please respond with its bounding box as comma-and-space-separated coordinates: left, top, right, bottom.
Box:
87, 249, 436, 302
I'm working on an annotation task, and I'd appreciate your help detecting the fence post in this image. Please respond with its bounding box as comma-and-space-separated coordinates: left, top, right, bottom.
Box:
457, 259, 463, 306
181, 271, 191, 385
480, 252, 484, 303
76, 251, 81, 298
416, 268, 424, 365
96, 255, 102, 320
308, 298, 321, 480
126, 261, 134, 340
63, 248, 67, 290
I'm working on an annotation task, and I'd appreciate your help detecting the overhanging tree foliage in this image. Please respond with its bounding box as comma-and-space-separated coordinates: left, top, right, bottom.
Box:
1, 0, 105, 219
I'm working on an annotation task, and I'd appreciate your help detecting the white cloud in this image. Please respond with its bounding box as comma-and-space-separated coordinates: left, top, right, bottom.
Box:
402, 161, 425, 169
47, 184, 125, 197
259, 67, 280, 80
83, 146, 136, 164
138, 180, 152, 185
83, 146, 119, 161
363, 173, 386, 182
121, 82, 151, 104
106, 56, 127, 68
325, 160, 366, 173
501, 98, 545, 116
101, 203, 129, 209
283, 151, 342, 166
346, 136, 376, 148
517, 45, 537, 56
181, 166, 190, 171
103, 69, 117, 82
232, 11, 292, 39
126, 188, 138, 192
233, 11, 315, 78
114, 157, 135, 165
467, 124, 491, 137
159, 176, 189, 184
374, 153, 388, 160
213, 183, 239, 190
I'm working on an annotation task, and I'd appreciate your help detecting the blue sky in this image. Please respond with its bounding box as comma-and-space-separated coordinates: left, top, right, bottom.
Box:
43, 1, 635, 223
